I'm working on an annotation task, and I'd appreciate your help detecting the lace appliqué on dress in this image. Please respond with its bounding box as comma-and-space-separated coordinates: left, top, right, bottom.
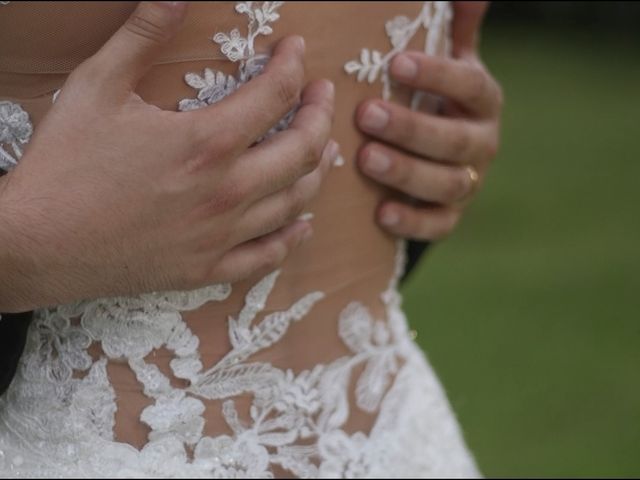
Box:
0, 2, 479, 477
178, 2, 296, 140
0, 101, 32, 172
344, 1, 452, 102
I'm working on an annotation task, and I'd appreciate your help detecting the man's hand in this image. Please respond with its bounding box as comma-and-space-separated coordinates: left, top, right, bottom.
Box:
355, 1, 502, 240
0, 2, 336, 312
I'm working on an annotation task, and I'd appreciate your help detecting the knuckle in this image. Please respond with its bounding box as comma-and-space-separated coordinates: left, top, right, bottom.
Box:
125, 7, 172, 45
204, 183, 244, 216
391, 156, 412, 189
393, 110, 417, 146
296, 130, 322, 173
464, 67, 489, 105
450, 127, 471, 158
307, 138, 325, 171
426, 58, 447, 87
307, 105, 332, 149
306, 170, 324, 197
200, 125, 239, 160
286, 186, 307, 218
195, 223, 235, 255
273, 69, 302, 110
184, 149, 212, 174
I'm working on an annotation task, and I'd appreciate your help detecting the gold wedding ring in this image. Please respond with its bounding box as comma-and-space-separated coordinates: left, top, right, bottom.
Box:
466, 165, 479, 190
458, 165, 479, 204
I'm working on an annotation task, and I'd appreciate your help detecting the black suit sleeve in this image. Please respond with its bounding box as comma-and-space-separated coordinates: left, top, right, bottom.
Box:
0, 311, 32, 395
401, 240, 430, 283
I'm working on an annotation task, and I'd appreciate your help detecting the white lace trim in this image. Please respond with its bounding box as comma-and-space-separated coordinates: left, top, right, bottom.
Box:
0, 2, 478, 477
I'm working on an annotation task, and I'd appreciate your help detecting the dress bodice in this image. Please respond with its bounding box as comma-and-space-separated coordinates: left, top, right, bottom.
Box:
0, 2, 479, 477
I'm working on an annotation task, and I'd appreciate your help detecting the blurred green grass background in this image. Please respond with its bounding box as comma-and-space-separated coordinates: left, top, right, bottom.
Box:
401, 13, 640, 478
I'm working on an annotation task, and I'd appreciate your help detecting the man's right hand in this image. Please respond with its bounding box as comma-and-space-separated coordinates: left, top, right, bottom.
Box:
0, 1, 336, 312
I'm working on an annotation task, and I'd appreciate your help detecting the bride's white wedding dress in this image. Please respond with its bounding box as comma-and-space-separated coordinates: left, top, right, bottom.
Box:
0, 2, 479, 477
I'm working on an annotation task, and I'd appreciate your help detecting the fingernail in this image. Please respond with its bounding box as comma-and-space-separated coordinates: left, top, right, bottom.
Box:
391, 54, 418, 80
322, 79, 335, 99
298, 212, 314, 222
322, 139, 339, 163
380, 208, 400, 226
365, 148, 391, 174
160, 1, 187, 7
293, 36, 306, 55
361, 104, 389, 132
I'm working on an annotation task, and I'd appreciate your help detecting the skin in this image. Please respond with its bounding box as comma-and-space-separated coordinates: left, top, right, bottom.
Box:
0, 1, 501, 311
356, 1, 503, 241
0, 2, 337, 312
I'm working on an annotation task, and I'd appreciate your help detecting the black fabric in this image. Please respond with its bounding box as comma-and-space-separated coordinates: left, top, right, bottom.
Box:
403, 240, 430, 282
0, 311, 32, 395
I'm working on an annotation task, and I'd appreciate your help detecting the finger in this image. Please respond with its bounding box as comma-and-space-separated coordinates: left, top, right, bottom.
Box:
357, 100, 487, 163
358, 142, 476, 204
227, 80, 335, 205
189, 35, 307, 153
90, 2, 188, 95
236, 139, 335, 242
377, 201, 461, 241
452, 2, 489, 56
209, 220, 313, 284
389, 52, 501, 117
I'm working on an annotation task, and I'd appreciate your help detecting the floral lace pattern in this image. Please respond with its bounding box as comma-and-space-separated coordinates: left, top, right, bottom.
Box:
0, 2, 479, 477
178, 1, 296, 140
344, 1, 452, 102
0, 101, 32, 172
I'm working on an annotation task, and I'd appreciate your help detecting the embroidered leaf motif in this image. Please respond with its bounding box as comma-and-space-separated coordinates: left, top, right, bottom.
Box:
258, 430, 298, 447
316, 358, 352, 431
274, 445, 319, 478
343, 48, 384, 84
356, 351, 398, 412
190, 362, 282, 400
222, 400, 244, 435
235, 271, 279, 330
248, 291, 325, 354
339, 302, 373, 353
345, 2, 452, 101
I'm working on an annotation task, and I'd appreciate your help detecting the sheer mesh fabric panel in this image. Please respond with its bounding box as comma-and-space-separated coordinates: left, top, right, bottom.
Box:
0, 1, 249, 74
0, 4, 464, 477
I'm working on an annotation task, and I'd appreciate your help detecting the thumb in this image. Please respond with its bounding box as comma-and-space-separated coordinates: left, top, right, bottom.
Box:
451, 1, 489, 58
93, 2, 187, 93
